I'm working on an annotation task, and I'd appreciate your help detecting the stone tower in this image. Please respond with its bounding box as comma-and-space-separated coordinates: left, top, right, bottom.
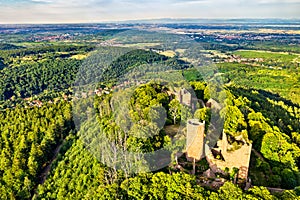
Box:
186, 119, 205, 161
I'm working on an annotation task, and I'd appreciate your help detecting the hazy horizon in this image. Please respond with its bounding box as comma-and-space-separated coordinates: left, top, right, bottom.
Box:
0, 0, 299, 24
0, 18, 299, 25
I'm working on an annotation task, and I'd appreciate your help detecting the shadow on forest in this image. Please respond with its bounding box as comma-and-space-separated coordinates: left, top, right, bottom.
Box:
229, 86, 300, 138
229, 87, 300, 188
0, 59, 5, 70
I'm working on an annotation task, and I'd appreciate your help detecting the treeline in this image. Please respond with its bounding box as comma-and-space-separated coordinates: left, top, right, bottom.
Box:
0, 46, 190, 103
0, 102, 74, 199
0, 44, 196, 110
194, 35, 300, 54
218, 62, 300, 104
0, 58, 81, 101
100, 49, 188, 83
0, 43, 23, 51
0, 45, 96, 102
0, 45, 93, 71
101, 49, 169, 81
0, 45, 94, 64
74, 47, 190, 88
195, 41, 242, 52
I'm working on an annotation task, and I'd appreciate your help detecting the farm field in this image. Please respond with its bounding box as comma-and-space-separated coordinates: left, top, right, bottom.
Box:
233, 50, 300, 62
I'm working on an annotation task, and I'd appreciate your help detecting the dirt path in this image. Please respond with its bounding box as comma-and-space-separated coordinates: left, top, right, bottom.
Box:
31, 140, 65, 199
266, 187, 285, 194
251, 148, 273, 175
39, 141, 64, 184
251, 148, 266, 162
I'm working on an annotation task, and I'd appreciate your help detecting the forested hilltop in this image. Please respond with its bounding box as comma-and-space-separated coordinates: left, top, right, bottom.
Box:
0, 23, 300, 199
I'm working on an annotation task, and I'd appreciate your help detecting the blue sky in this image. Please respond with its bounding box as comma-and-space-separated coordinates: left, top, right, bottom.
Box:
0, 0, 299, 23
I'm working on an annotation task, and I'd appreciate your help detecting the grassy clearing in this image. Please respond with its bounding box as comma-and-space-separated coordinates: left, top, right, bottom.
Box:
71, 54, 87, 60
234, 50, 299, 62
175, 49, 186, 54
159, 50, 176, 57
164, 125, 180, 137
183, 68, 203, 81
122, 43, 161, 48
10, 42, 48, 48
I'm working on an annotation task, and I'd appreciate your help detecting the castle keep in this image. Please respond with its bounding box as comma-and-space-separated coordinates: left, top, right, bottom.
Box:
186, 119, 205, 161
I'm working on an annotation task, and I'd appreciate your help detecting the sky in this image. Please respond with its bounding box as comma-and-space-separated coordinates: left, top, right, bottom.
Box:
0, 0, 299, 23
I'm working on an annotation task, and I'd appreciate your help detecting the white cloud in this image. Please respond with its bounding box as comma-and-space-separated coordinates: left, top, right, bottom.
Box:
257, 0, 300, 3
0, 0, 299, 23
172, 0, 209, 5
30, 0, 53, 3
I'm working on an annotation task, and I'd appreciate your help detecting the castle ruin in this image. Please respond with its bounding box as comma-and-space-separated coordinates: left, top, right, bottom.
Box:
206, 131, 252, 182
185, 119, 252, 182
186, 119, 205, 174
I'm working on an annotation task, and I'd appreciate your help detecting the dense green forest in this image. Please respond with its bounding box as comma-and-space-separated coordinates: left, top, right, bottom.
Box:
101, 49, 188, 82
35, 138, 299, 199
0, 102, 73, 199
0, 45, 93, 66
0, 59, 81, 101
0, 43, 22, 51
219, 62, 300, 104
34, 81, 300, 199
0, 25, 300, 199
0, 46, 188, 107
0, 45, 95, 103
226, 87, 300, 189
